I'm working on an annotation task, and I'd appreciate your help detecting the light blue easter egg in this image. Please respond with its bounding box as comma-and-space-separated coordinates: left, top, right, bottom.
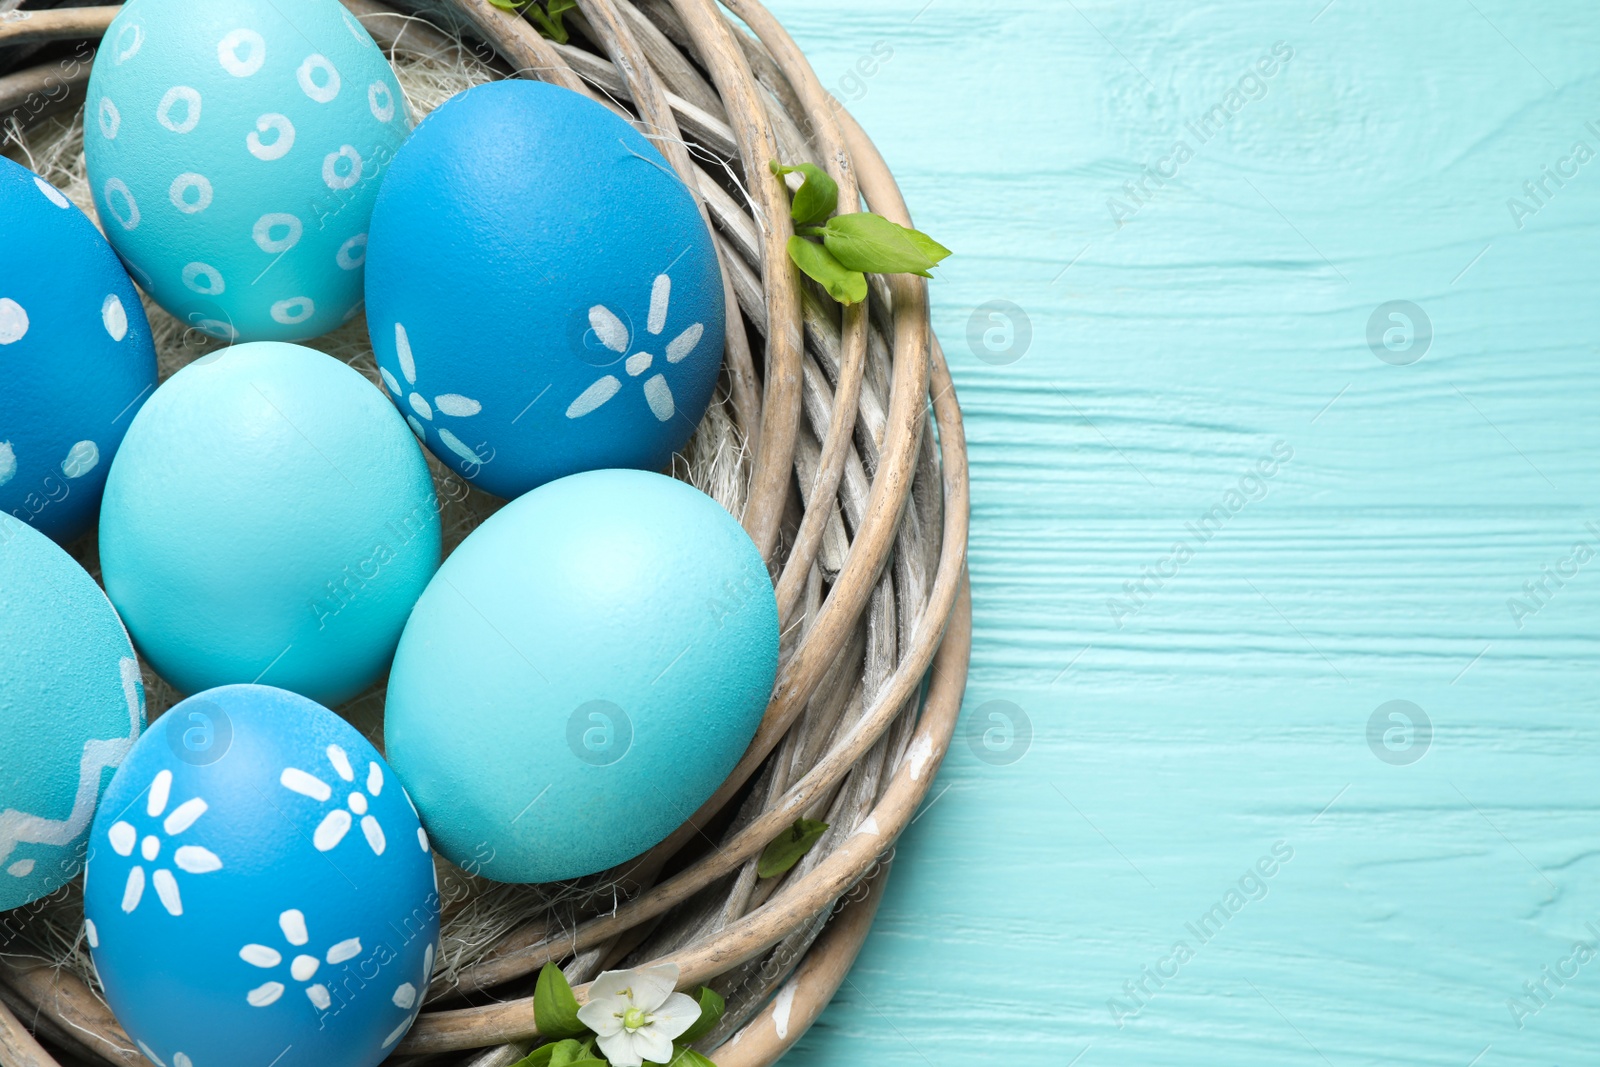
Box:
84, 0, 410, 342
84, 684, 438, 1067
0, 515, 144, 910
384, 469, 776, 883
99, 342, 440, 705
364, 80, 725, 500
0, 157, 157, 543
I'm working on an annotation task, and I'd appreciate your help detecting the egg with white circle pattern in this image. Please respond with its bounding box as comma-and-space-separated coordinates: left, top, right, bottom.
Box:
84, 0, 410, 342
0, 157, 157, 543
84, 684, 439, 1067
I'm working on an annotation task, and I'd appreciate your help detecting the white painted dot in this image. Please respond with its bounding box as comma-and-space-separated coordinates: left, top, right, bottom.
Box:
182, 262, 224, 296
156, 86, 201, 133
168, 172, 212, 214
103, 178, 139, 230
217, 28, 265, 76
7, 859, 34, 878
98, 97, 120, 139
348, 792, 368, 815
418, 826, 429, 852
0, 443, 15, 488
112, 20, 142, 64
0, 298, 28, 344
297, 54, 340, 103
408, 393, 432, 420
336, 233, 367, 270
368, 80, 395, 123
62, 441, 99, 478
252, 213, 302, 254
101, 294, 129, 341
32, 177, 69, 209
322, 145, 362, 191
174, 1054, 192, 1067
392, 983, 416, 1009
84, 919, 97, 947
246, 113, 295, 161
139, 834, 159, 861
290, 954, 319, 982
271, 297, 314, 325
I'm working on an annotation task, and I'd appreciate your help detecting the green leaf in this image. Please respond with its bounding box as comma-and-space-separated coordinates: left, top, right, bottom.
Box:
821, 212, 951, 278
758, 818, 830, 878
668, 1048, 720, 1067
769, 161, 840, 226
676, 986, 726, 1045
786, 238, 867, 306
509, 1043, 559, 1067
529, 0, 576, 44
486, 0, 527, 9
533, 963, 586, 1039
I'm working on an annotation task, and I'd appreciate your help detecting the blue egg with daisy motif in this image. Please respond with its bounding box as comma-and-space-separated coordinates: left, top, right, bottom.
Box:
84, 684, 439, 1067
0, 156, 157, 544
363, 79, 725, 499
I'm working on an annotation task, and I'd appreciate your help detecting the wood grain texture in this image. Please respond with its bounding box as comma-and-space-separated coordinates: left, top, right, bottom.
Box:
766, 1, 1600, 1065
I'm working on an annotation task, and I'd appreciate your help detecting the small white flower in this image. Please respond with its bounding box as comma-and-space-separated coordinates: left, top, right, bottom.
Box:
383, 322, 487, 468
568, 273, 706, 423
106, 770, 222, 917
575, 962, 701, 1067
280, 744, 388, 855
239, 907, 363, 1011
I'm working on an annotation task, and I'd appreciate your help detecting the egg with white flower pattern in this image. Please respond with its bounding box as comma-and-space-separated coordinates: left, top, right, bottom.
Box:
364, 79, 725, 499
84, 0, 410, 342
0, 156, 157, 543
85, 684, 438, 1067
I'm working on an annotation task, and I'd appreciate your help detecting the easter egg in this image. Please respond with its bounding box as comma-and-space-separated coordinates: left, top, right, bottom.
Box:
99, 342, 440, 705
364, 79, 725, 500
384, 469, 776, 882
0, 515, 144, 910
84, 0, 410, 342
84, 684, 438, 1067
0, 157, 157, 543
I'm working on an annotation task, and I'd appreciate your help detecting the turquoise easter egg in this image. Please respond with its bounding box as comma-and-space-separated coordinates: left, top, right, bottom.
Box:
99, 342, 440, 705
0, 157, 157, 543
85, 685, 438, 1067
364, 80, 725, 500
0, 514, 144, 910
384, 469, 776, 883
84, 0, 410, 342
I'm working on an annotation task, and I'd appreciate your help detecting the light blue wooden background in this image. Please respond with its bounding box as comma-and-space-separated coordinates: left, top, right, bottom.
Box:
765, 1, 1600, 1064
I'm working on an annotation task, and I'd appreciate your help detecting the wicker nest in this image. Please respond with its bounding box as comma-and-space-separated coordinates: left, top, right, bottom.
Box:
0, 1, 971, 1064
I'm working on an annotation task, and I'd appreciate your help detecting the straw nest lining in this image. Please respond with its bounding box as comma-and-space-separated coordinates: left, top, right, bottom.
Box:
0, 1, 971, 1065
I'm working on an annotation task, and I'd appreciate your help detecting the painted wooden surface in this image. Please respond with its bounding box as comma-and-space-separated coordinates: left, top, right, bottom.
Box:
765, 1, 1600, 1064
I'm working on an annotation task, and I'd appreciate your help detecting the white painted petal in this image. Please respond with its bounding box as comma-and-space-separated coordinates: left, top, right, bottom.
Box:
392, 982, 416, 1009
379, 367, 401, 395
148, 769, 172, 816
434, 394, 481, 417
279, 909, 309, 946
366, 762, 383, 796
652, 991, 703, 1040
643, 374, 675, 422
121, 866, 144, 912
174, 1054, 192, 1067
291, 954, 320, 981
314, 809, 352, 851
0, 442, 14, 487
437, 427, 484, 467
108, 821, 137, 857
327, 745, 354, 781
240, 944, 281, 968
281, 767, 332, 802
406, 415, 426, 440
566, 376, 621, 419
0, 298, 27, 345
137, 1040, 167, 1067
361, 815, 386, 855
173, 846, 221, 874
589, 305, 629, 352
306, 983, 331, 1010
648, 274, 671, 335
395, 323, 416, 383
163, 797, 207, 835
666, 322, 703, 363
152, 868, 182, 916
247, 981, 284, 1007
424, 943, 435, 980
326, 937, 362, 964
61, 440, 99, 478
382, 1018, 412, 1048
408, 392, 432, 420
33, 176, 70, 208
84, 919, 98, 948
418, 826, 430, 852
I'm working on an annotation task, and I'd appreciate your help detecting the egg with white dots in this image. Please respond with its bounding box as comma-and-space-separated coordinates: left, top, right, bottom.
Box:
0, 157, 157, 543
84, 0, 410, 343
84, 684, 439, 1067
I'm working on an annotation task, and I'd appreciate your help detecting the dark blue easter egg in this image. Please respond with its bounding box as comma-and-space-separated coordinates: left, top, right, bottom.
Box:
364, 79, 725, 499
84, 685, 439, 1067
0, 157, 157, 542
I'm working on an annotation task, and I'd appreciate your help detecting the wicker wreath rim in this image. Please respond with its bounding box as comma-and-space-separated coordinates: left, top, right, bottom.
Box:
0, 1, 972, 1065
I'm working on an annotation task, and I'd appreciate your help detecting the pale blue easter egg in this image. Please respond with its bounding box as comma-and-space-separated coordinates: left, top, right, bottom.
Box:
0, 157, 157, 543
364, 80, 726, 500
384, 469, 776, 883
84, 0, 410, 342
84, 684, 438, 1067
99, 342, 440, 705
0, 514, 144, 910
